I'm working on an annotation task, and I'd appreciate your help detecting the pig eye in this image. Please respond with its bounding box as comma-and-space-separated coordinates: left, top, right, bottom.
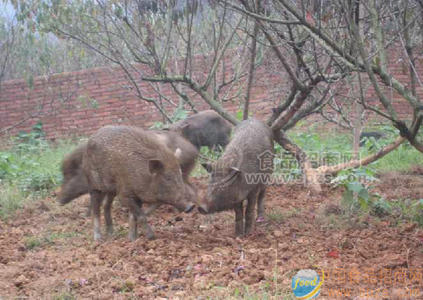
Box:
163, 174, 174, 181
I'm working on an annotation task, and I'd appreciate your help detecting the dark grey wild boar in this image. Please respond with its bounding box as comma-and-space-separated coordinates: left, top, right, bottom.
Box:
359, 131, 385, 147
82, 125, 195, 241
57, 143, 89, 205
151, 130, 199, 180
199, 119, 274, 236
170, 110, 232, 149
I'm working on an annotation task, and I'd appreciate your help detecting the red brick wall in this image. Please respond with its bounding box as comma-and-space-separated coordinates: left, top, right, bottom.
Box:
0, 58, 290, 139
0, 51, 421, 139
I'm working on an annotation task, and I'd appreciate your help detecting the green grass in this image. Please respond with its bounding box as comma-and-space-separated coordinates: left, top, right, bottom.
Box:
0, 132, 81, 219
24, 231, 81, 250
382, 198, 423, 226
371, 143, 423, 172
0, 184, 29, 219
207, 278, 297, 299
52, 292, 76, 300
266, 209, 285, 223
231, 287, 296, 300
192, 146, 225, 177
266, 208, 300, 224
187, 122, 423, 179
286, 124, 423, 173
280, 123, 423, 228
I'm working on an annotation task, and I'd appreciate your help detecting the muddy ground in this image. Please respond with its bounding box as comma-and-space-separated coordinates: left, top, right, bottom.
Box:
1, 172, 423, 299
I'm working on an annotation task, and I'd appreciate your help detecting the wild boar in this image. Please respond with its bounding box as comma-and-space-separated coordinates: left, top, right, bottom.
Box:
151, 130, 199, 180
57, 130, 199, 218
170, 110, 232, 150
82, 125, 195, 241
57, 142, 89, 205
102, 176, 198, 240
359, 131, 385, 147
198, 119, 274, 236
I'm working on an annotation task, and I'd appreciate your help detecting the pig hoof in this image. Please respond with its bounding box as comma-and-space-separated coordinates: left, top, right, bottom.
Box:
106, 226, 114, 236
129, 233, 138, 241
256, 216, 265, 223
146, 233, 155, 240
198, 206, 208, 214
184, 204, 195, 213
94, 232, 102, 241
235, 230, 245, 237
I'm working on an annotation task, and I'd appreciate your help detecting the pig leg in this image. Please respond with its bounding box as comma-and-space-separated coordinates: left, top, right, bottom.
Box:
256, 187, 266, 222
128, 211, 138, 241
138, 208, 155, 240
126, 198, 140, 241
144, 203, 161, 216
234, 202, 244, 236
245, 190, 259, 235
128, 202, 158, 240
133, 199, 160, 217
127, 199, 155, 241
90, 190, 105, 241
104, 193, 116, 236
85, 202, 92, 217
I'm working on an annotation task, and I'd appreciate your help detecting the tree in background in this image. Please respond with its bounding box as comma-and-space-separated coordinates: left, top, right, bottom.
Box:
0, 0, 109, 83
0, 4, 16, 86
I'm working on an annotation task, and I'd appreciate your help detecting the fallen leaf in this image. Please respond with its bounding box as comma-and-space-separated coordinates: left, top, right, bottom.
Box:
327, 249, 340, 259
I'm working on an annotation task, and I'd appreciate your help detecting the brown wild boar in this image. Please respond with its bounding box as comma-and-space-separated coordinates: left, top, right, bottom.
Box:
82, 125, 195, 241
101, 175, 198, 240
101, 130, 200, 235
57, 130, 199, 218
199, 119, 274, 236
57, 142, 89, 205
170, 110, 232, 149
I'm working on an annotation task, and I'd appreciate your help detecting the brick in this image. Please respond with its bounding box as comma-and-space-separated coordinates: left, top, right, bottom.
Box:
1, 49, 421, 138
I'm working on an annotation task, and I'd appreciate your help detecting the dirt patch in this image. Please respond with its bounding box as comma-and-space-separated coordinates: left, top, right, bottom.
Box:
1, 178, 423, 299
375, 171, 423, 200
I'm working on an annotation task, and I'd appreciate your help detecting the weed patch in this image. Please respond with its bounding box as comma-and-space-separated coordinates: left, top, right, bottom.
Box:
0, 123, 80, 219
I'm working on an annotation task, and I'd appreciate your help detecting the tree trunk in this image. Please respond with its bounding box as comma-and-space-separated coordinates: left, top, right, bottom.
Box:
273, 130, 322, 193
317, 136, 405, 175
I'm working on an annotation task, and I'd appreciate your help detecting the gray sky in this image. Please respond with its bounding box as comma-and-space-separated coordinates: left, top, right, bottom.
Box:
0, 1, 16, 20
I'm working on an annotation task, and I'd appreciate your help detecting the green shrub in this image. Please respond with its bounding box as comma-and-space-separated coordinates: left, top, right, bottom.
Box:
0, 123, 78, 218
371, 198, 392, 217
412, 200, 423, 225
149, 107, 189, 129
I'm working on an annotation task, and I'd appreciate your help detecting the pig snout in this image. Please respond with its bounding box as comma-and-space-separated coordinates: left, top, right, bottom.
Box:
175, 202, 195, 213
198, 205, 207, 214
184, 203, 195, 213
173, 197, 195, 213
198, 202, 209, 214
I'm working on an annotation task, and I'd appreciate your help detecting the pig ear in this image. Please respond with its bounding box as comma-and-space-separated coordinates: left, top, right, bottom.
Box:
174, 148, 182, 159
230, 167, 241, 173
230, 167, 241, 178
201, 163, 213, 173
149, 159, 164, 175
